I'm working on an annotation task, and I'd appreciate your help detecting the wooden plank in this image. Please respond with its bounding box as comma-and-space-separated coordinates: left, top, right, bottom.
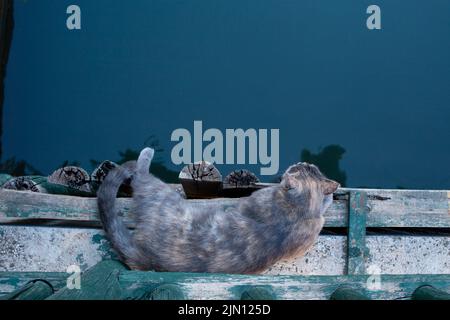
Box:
0, 272, 66, 295
330, 286, 370, 300
0, 280, 54, 300
0, 189, 346, 227
1, 187, 449, 227
358, 188, 450, 227
1, 271, 449, 300
131, 284, 186, 300
47, 260, 127, 300
240, 286, 276, 300
347, 191, 368, 275
118, 272, 450, 300
0, 189, 132, 225
1, 225, 448, 275
412, 285, 450, 300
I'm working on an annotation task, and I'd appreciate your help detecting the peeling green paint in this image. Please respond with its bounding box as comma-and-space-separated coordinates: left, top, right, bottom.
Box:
347, 191, 368, 275
91, 234, 103, 244
1, 270, 449, 299
75, 254, 89, 271
91, 233, 118, 260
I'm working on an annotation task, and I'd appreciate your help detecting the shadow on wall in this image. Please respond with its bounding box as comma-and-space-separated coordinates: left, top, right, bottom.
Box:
90, 136, 179, 183
271, 144, 347, 186
0, 157, 42, 176
300, 144, 347, 187
0, 135, 179, 183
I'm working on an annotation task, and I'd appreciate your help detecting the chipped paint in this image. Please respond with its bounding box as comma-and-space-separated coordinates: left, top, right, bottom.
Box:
118, 273, 450, 300
1, 226, 448, 275
0, 226, 113, 272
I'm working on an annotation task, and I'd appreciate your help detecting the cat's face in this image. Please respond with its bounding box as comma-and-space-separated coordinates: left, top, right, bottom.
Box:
280, 162, 340, 214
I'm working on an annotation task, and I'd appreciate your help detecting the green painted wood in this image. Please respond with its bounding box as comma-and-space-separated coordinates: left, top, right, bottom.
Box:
118, 272, 450, 300
123, 283, 185, 300
2, 176, 95, 197
1, 187, 448, 228
139, 284, 186, 300
412, 285, 450, 300
347, 191, 368, 275
240, 286, 276, 300
330, 286, 370, 300
0, 279, 53, 300
0, 225, 118, 273
0, 189, 343, 227
0, 174, 12, 186
0, 189, 132, 225
47, 260, 128, 300
353, 188, 450, 228
38, 180, 95, 197
1, 271, 449, 300
0, 189, 348, 227
0, 272, 67, 295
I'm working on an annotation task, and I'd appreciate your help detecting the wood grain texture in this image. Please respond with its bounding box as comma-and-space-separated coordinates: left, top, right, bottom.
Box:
0, 174, 12, 186
0, 279, 54, 300
412, 285, 450, 300
347, 191, 368, 275
47, 260, 127, 300
0, 272, 66, 295
0, 187, 449, 227
330, 286, 370, 300
117, 272, 450, 300
0, 188, 346, 227
1, 271, 449, 300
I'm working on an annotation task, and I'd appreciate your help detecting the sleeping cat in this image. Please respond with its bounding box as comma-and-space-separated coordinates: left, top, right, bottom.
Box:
97, 147, 339, 274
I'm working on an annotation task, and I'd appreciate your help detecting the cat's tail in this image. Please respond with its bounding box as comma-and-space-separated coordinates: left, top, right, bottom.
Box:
136, 147, 154, 176
97, 161, 144, 269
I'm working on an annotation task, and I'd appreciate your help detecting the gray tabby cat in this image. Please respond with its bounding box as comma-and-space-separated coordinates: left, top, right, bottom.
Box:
97, 147, 339, 274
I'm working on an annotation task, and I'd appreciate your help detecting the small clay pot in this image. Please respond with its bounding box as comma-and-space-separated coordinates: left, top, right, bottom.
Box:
179, 161, 223, 199
180, 179, 223, 199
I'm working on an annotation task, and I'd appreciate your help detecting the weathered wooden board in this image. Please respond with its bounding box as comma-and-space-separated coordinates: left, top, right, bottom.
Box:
1, 271, 449, 300
354, 188, 450, 227
47, 260, 127, 300
347, 191, 368, 275
412, 285, 450, 300
0, 188, 346, 227
1, 225, 448, 275
0, 188, 448, 227
117, 272, 450, 300
0, 189, 132, 224
0, 272, 66, 295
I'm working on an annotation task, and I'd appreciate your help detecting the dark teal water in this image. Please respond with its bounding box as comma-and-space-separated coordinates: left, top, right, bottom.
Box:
2, 0, 450, 189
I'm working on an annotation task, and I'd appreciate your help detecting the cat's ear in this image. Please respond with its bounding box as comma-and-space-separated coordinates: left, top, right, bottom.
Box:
322, 179, 340, 195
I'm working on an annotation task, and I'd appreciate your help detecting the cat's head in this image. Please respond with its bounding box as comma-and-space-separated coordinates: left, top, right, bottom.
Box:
280, 162, 340, 214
